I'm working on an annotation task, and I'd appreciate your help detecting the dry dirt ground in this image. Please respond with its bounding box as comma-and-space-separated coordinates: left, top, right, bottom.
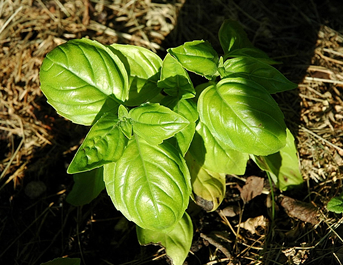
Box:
1, 0, 343, 264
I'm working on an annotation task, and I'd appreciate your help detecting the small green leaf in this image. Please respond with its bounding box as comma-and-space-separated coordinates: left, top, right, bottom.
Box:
104, 136, 191, 231
327, 192, 343, 213
40, 38, 129, 125
110, 44, 162, 106
218, 19, 254, 54
173, 99, 198, 156
168, 40, 219, 79
222, 57, 297, 93
40, 258, 81, 265
118, 105, 132, 139
129, 103, 189, 145
66, 167, 105, 206
198, 78, 286, 156
137, 212, 193, 265
251, 129, 303, 191
189, 122, 248, 174
185, 152, 226, 212
158, 54, 195, 99
67, 114, 128, 174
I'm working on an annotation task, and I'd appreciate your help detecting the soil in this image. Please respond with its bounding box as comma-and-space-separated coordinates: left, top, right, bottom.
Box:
1, 0, 343, 264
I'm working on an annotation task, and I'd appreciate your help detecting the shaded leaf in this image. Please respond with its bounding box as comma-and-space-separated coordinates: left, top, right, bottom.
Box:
40, 258, 80, 265
110, 44, 162, 106
225, 47, 278, 64
67, 114, 128, 174
104, 136, 191, 231
40, 38, 128, 125
66, 167, 105, 206
251, 129, 303, 191
198, 78, 287, 156
168, 40, 219, 79
218, 20, 253, 54
129, 103, 189, 145
137, 212, 193, 265
158, 54, 195, 99
185, 152, 226, 212
189, 122, 248, 174
222, 57, 297, 93
118, 105, 132, 139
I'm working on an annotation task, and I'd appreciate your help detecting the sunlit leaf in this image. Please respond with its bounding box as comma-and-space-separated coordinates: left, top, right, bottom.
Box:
67, 114, 128, 174
137, 212, 193, 265
110, 44, 162, 106
225, 47, 279, 64
168, 40, 219, 79
66, 167, 105, 206
327, 192, 343, 213
104, 136, 191, 231
129, 103, 189, 145
198, 78, 286, 156
158, 54, 195, 99
40, 38, 129, 125
173, 99, 198, 156
185, 152, 226, 212
189, 122, 248, 174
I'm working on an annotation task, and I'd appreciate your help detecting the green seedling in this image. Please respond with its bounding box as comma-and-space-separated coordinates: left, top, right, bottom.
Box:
39, 20, 303, 264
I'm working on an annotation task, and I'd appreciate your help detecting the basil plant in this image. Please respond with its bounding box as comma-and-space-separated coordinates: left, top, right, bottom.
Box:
39, 20, 303, 264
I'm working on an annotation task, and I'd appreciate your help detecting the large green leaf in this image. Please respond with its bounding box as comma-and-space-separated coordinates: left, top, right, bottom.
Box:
185, 152, 226, 212
225, 47, 279, 65
129, 103, 189, 145
189, 122, 248, 174
67, 114, 128, 174
40, 38, 129, 125
168, 40, 219, 79
109, 44, 162, 106
251, 129, 303, 191
137, 212, 193, 265
66, 167, 105, 206
173, 99, 198, 156
218, 20, 254, 54
222, 57, 297, 93
198, 78, 286, 156
104, 136, 191, 231
158, 54, 195, 99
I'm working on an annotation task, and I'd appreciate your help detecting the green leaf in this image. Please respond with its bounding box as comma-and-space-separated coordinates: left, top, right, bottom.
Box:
198, 78, 286, 156
40, 38, 129, 125
327, 192, 343, 213
137, 212, 193, 265
158, 54, 195, 99
185, 152, 226, 212
218, 19, 254, 54
66, 167, 105, 206
189, 122, 248, 174
118, 105, 132, 139
104, 136, 191, 231
129, 103, 189, 145
225, 47, 279, 65
222, 56, 297, 93
251, 129, 303, 191
173, 99, 198, 156
109, 44, 162, 106
67, 114, 128, 174
168, 40, 219, 79
40, 258, 81, 265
